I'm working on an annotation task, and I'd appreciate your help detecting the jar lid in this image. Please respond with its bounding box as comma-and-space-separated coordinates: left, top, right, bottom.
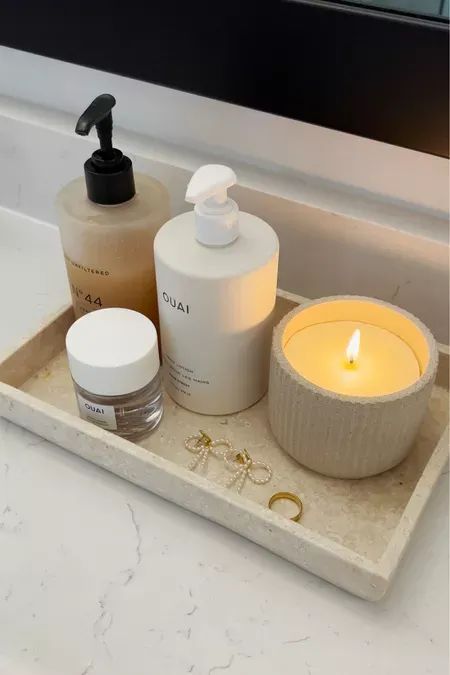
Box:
66, 308, 159, 396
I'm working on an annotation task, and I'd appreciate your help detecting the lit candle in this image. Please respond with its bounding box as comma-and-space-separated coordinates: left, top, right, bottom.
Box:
269, 296, 437, 479
284, 320, 421, 396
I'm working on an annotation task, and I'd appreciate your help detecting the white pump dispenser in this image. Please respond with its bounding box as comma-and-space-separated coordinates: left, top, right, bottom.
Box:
154, 164, 279, 415
185, 164, 239, 246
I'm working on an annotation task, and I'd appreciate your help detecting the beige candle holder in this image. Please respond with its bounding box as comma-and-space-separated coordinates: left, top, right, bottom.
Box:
268, 296, 438, 479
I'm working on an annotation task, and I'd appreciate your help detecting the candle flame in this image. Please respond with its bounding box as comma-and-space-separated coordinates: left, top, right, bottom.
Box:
346, 329, 360, 365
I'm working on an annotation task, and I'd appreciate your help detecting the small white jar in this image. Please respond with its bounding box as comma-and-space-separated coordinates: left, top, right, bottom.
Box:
66, 308, 163, 441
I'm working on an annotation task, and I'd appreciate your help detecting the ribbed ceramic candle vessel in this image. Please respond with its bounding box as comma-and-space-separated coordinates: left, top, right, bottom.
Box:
269, 296, 438, 479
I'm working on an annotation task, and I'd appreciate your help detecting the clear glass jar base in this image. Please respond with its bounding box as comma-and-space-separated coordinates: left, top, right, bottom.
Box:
74, 373, 163, 442
118, 404, 163, 442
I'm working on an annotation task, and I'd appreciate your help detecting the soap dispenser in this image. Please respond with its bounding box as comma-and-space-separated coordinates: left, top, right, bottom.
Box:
56, 94, 170, 323
154, 164, 279, 415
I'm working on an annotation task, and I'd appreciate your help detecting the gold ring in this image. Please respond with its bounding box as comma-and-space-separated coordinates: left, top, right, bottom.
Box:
268, 492, 303, 522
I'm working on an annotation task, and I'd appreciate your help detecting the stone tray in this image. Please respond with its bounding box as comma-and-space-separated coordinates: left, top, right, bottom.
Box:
0, 292, 448, 600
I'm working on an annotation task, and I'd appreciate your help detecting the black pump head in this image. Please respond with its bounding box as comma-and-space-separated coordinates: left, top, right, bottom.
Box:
76, 93, 116, 158
75, 94, 135, 205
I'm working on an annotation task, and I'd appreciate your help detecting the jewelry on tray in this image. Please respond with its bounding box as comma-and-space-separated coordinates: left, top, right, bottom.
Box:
268, 491, 303, 522
223, 447, 272, 493
184, 430, 232, 473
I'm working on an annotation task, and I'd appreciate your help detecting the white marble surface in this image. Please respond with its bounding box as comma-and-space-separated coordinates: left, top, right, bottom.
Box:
0, 209, 448, 675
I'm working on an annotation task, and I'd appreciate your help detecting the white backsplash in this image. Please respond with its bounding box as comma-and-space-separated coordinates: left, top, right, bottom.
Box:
0, 95, 448, 343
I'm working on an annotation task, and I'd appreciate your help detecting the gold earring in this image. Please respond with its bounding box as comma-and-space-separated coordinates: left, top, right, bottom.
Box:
184, 430, 233, 473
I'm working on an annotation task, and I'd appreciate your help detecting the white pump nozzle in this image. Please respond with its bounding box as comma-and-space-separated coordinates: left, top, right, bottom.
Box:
185, 165, 239, 246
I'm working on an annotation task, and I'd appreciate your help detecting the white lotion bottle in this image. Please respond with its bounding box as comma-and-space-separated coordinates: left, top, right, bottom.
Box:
154, 165, 279, 415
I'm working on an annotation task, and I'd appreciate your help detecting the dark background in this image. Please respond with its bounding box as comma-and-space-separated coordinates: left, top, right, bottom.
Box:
0, 0, 448, 157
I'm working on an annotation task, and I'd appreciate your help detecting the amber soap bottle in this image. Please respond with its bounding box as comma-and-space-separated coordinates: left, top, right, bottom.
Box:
56, 94, 170, 325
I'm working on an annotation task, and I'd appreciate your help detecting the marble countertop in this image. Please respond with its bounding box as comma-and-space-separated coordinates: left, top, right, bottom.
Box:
0, 207, 448, 675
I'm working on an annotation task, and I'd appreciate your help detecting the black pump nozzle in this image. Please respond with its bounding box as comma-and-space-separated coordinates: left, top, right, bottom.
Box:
76, 94, 116, 159
75, 94, 135, 205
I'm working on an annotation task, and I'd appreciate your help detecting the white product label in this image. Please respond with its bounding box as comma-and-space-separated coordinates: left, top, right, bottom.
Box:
76, 394, 117, 431
163, 353, 212, 398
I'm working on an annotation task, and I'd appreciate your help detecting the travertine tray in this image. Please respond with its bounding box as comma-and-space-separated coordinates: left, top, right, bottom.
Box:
0, 292, 448, 600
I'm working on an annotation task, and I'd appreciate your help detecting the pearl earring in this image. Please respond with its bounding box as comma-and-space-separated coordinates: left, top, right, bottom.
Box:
223, 447, 272, 493
184, 431, 273, 494
184, 430, 233, 473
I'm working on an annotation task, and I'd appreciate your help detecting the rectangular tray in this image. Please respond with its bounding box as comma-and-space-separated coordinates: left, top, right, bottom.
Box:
0, 292, 448, 600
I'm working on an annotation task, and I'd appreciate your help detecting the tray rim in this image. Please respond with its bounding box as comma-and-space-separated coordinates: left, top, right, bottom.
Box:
0, 293, 448, 601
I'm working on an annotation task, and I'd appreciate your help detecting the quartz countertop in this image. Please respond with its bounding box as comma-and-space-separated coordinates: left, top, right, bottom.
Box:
0, 207, 448, 675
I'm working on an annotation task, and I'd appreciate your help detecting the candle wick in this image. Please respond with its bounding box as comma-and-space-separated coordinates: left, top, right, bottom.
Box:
346, 355, 357, 368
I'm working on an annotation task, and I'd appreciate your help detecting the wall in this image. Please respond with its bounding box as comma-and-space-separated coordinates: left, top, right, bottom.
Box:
0, 47, 448, 342
0, 46, 448, 215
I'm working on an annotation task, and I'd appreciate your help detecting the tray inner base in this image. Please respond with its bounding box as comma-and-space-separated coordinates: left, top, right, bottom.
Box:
21, 349, 449, 563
